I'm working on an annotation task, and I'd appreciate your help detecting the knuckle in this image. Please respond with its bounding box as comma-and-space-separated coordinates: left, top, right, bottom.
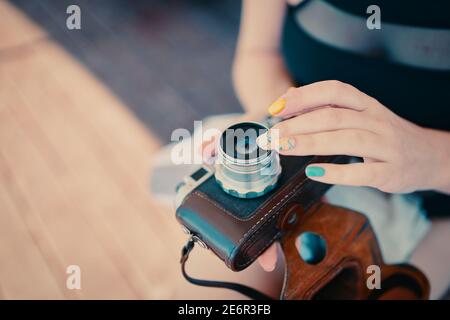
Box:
287, 86, 298, 95
378, 178, 398, 193
368, 96, 382, 108
346, 130, 365, 146
326, 79, 345, 89
325, 80, 353, 103
373, 118, 390, 134
326, 80, 343, 97
368, 168, 385, 189
390, 144, 404, 162
301, 135, 315, 152
323, 108, 342, 127
382, 121, 396, 138
327, 80, 352, 93
378, 183, 394, 193
285, 86, 301, 102
365, 168, 377, 185
373, 167, 398, 192
387, 139, 405, 163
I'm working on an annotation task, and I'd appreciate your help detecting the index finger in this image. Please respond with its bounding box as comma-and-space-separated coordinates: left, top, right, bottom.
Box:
268, 80, 378, 117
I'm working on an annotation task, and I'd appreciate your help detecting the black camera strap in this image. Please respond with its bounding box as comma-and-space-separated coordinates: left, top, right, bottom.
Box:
180, 237, 273, 300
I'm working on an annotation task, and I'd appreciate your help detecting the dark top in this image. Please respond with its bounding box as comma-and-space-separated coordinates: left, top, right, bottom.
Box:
282, 0, 450, 217
325, 0, 450, 29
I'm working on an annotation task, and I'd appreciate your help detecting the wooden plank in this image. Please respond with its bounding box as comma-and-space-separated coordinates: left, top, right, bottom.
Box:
0, 98, 81, 299
0, 96, 138, 299
0, 0, 46, 51
0, 173, 64, 299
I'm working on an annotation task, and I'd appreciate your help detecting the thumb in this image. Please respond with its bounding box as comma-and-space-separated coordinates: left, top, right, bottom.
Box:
199, 135, 219, 163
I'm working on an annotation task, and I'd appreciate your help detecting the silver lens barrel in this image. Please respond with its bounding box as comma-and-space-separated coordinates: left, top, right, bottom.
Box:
215, 122, 281, 199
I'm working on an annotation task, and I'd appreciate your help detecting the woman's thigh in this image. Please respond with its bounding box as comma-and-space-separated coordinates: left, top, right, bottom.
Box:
410, 218, 450, 299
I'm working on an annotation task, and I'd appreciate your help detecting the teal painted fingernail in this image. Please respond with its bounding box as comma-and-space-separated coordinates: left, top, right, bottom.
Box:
306, 166, 325, 177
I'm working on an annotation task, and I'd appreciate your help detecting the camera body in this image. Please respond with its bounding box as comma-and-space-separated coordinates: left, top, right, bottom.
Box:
175, 153, 348, 271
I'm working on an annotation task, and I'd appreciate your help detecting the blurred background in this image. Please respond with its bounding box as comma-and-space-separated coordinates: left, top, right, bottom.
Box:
0, 0, 279, 299
12, 0, 243, 141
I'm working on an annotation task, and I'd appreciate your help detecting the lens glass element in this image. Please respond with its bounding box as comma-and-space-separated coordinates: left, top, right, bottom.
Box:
220, 122, 268, 161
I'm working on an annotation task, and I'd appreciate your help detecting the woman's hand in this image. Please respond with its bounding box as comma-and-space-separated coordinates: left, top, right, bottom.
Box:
257, 80, 450, 194
255, 80, 450, 272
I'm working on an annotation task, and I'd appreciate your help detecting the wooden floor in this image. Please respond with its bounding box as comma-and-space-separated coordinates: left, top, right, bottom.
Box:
0, 0, 275, 299
10, 0, 242, 143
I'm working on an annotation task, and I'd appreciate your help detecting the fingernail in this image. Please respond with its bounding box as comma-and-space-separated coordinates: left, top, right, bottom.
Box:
268, 97, 286, 116
264, 264, 276, 272
278, 137, 296, 151
305, 166, 325, 177
256, 132, 270, 150
256, 132, 269, 149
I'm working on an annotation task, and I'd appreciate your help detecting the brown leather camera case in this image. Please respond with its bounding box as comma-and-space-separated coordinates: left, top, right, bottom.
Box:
176, 155, 347, 271
176, 154, 430, 299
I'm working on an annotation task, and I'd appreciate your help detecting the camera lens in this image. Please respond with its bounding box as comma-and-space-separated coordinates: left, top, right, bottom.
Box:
215, 122, 281, 199
220, 122, 268, 161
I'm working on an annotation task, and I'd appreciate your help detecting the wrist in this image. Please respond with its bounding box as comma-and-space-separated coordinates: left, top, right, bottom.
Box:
232, 51, 294, 117
426, 128, 450, 194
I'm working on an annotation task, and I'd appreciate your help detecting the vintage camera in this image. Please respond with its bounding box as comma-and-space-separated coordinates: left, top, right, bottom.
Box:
175, 121, 348, 271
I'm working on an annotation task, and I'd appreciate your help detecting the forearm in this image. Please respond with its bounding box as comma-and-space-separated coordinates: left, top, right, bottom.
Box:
232, 0, 293, 118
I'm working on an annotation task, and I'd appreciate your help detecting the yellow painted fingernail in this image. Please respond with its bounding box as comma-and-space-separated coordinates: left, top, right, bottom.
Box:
268, 98, 286, 116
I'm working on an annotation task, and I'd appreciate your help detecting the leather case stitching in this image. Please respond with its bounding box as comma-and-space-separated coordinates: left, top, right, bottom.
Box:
234, 180, 308, 268
191, 158, 313, 223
